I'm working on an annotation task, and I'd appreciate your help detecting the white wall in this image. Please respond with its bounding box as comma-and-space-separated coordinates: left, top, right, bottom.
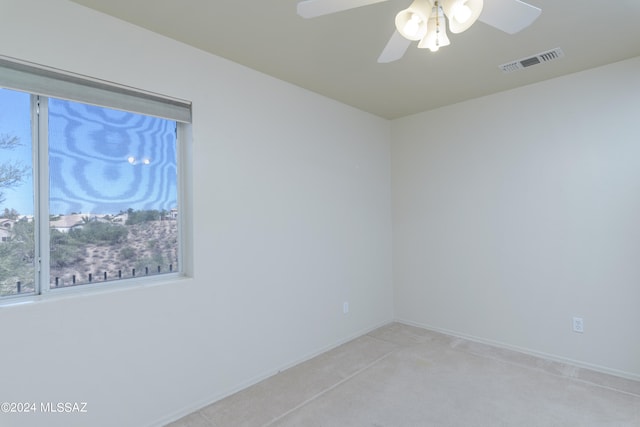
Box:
392, 56, 640, 380
0, 1, 393, 426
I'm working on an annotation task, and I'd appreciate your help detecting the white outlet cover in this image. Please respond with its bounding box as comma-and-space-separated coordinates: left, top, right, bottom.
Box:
572, 317, 584, 333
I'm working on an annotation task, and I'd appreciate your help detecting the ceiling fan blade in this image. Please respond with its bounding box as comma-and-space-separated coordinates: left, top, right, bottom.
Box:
478, 0, 542, 34
377, 31, 412, 63
297, 0, 389, 19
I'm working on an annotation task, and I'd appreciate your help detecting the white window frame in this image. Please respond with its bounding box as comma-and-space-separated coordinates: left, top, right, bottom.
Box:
0, 56, 192, 303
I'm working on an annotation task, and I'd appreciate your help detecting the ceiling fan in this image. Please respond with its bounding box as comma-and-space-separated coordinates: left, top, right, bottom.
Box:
297, 0, 542, 63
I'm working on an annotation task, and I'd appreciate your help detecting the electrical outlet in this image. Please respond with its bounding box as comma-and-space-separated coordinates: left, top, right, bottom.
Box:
343, 301, 349, 314
572, 317, 584, 333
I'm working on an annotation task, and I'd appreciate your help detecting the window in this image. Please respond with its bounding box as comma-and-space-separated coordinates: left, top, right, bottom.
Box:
0, 57, 191, 300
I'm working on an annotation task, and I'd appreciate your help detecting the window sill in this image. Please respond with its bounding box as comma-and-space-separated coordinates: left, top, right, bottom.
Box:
0, 273, 193, 309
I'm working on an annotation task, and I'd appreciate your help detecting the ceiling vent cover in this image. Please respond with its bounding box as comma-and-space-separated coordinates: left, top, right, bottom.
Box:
499, 47, 565, 73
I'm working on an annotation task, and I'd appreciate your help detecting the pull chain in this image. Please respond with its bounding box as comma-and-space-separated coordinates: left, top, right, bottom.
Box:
434, 1, 441, 48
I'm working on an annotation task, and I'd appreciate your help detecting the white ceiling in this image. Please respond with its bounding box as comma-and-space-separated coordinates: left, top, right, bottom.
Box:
69, 0, 640, 119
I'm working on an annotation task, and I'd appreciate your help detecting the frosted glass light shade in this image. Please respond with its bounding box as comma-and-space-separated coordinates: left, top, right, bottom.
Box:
395, 0, 431, 40
418, 14, 451, 51
442, 0, 483, 33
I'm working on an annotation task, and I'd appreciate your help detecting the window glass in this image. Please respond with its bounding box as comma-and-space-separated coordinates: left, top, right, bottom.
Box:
0, 88, 35, 296
47, 98, 178, 288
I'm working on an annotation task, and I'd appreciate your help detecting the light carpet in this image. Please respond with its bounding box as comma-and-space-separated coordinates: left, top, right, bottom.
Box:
167, 323, 640, 427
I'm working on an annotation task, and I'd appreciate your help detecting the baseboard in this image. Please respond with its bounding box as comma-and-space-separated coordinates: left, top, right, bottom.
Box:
394, 317, 640, 384
150, 318, 394, 427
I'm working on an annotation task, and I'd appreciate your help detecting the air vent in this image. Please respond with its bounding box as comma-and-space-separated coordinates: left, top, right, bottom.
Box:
499, 47, 565, 73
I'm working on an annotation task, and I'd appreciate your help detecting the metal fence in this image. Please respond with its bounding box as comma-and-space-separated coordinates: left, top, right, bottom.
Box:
8, 263, 177, 293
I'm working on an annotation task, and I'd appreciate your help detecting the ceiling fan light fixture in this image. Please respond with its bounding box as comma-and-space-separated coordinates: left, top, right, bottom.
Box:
395, 0, 431, 40
296, 0, 542, 62
442, 0, 483, 33
418, 6, 450, 51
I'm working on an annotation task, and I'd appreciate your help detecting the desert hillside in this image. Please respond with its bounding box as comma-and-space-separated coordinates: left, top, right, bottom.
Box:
51, 220, 178, 287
